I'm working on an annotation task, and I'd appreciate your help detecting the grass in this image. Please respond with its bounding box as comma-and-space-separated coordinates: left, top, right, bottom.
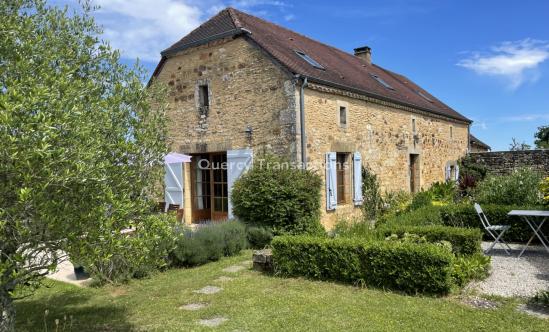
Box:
15, 250, 546, 331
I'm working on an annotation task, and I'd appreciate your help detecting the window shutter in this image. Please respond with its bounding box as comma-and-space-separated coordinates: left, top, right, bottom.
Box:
227, 149, 253, 219
325, 152, 337, 210
454, 164, 460, 181
445, 165, 451, 181
353, 152, 363, 205
165, 162, 184, 211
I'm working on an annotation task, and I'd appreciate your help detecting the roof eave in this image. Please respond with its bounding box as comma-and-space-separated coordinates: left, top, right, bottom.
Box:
303, 75, 472, 124
160, 28, 249, 58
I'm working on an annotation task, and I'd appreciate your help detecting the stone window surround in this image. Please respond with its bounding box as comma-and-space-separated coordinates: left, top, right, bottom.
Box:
445, 160, 459, 181
337, 100, 349, 129
195, 78, 212, 111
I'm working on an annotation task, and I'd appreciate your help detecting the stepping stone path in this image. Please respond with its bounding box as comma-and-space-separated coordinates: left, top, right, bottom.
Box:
222, 265, 245, 273
198, 317, 228, 327
179, 303, 208, 311
215, 276, 234, 282
193, 285, 222, 294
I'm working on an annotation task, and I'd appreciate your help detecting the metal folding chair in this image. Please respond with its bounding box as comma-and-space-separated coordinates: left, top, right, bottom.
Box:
474, 203, 512, 255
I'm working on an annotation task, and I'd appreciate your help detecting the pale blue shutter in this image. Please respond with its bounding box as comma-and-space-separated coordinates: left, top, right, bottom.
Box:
445, 165, 451, 181
165, 162, 184, 210
454, 164, 460, 181
227, 149, 253, 219
353, 152, 363, 205
326, 152, 337, 210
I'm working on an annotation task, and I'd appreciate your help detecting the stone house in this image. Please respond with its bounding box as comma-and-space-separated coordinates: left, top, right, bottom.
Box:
151, 8, 472, 228
469, 134, 491, 153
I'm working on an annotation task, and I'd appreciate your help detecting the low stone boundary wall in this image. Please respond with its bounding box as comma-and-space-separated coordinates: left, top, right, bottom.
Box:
467, 150, 549, 176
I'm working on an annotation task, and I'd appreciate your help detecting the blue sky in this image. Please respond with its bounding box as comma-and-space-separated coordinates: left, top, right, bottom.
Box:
55, 0, 549, 151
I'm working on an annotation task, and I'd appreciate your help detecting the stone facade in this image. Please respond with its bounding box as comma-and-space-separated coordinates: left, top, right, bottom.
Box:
156, 37, 298, 160
154, 36, 470, 229
302, 84, 469, 228
467, 150, 549, 176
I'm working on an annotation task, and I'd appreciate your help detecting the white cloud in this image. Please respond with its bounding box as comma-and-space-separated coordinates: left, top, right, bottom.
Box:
93, 0, 203, 62
284, 13, 295, 21
500, 114, 549, 122
457, 39, 549, 89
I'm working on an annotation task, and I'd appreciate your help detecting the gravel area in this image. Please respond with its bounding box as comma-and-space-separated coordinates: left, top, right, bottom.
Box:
469, 242, 549, 297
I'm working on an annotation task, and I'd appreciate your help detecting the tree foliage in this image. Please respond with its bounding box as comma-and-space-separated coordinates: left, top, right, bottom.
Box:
0, 1, 167, 329
534, 125, 549, 149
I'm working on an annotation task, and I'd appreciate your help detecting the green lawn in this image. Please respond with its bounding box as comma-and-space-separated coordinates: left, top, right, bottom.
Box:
16, 251, 546, 331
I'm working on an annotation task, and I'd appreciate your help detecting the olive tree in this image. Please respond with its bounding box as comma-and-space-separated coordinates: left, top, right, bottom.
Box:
0, 1, 167, 330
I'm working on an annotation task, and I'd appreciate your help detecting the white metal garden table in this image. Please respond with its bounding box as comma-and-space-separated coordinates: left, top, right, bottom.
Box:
507, 210, 549, 258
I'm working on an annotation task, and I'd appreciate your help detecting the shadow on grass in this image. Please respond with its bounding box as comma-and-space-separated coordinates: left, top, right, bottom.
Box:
15, 288, 134, 332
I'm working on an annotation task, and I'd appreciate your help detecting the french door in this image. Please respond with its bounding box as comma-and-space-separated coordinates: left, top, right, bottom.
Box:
191, 153, 228, 222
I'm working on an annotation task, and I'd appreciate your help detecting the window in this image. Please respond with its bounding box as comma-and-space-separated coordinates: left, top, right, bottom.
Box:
450, 126, 453, 139
198, 84, 209, 108
339, 106, 347, 127
417, 90, 433, 102
295, 50, 325, 69
412, 118, 416, 133
370, 73, 394, 90
336, 153, 350, 204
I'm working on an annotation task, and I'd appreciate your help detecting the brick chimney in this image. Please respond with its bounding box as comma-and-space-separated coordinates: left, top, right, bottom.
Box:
354, 46, 371, 65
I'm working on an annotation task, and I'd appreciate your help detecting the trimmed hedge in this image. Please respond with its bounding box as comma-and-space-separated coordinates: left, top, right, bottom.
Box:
379, 225, 482, 256
439, 204, 549, 243
377, 205, 443, 228
272, 235, 455, 295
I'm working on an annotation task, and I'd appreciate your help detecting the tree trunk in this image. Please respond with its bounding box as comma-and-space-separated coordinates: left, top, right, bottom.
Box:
0, 289, 15, 332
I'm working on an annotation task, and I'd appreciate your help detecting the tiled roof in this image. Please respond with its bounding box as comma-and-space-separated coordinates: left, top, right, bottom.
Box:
159, 8, 471, 123
469, 134, 491, 150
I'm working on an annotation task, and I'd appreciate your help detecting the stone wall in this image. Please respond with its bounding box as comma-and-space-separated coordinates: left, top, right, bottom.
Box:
467, 150, 549, 176
302, 84, 469, 228
154, 36, 298, 160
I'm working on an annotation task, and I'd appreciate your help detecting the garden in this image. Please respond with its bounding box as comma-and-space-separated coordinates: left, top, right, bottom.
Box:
4, 1, 549, 330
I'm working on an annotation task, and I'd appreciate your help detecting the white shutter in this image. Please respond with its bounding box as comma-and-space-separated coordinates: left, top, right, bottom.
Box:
353, 152, 363, 205
454, 164, 460, 181
326, 152, 337, 210
445, 165, 451, 181
165, 162, 184, 210
227, 149, 253, 219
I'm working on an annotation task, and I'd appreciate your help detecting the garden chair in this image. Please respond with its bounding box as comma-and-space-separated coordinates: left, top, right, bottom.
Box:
474, 203, 512, 255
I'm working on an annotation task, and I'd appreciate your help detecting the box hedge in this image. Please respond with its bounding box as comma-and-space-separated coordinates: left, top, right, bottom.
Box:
378, 225, 482, 256
271, 235, 455, 295
439, 204, 549, 243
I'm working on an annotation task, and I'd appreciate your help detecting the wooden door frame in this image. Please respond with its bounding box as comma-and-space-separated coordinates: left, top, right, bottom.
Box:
190, 152, 228, 223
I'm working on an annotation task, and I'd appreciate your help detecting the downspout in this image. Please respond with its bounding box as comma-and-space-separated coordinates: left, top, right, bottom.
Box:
299, 76, 308, 169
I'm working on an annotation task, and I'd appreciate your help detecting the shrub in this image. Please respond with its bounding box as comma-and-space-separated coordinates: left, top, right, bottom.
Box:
382, 191, 412, 215
171, 221, 248, 266
231, 155, 324, 235
378, 225, 482, 256
218, 221, 248, 256
439, 204, 548, 243
272, 235, 455, 295
361, 166, 384, 220
409, 191, 433, 210
77, 214, 178, 284
473, 168, 543, 206
332, 218, 378, 240
377, 205, 444, 228
541, 177, 549, 205
451, 253, 491, 287
246, 226, 274, 249
429, 181, 458, 203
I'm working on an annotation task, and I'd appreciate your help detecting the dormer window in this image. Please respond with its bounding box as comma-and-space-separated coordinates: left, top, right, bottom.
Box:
295, 50, 325, 69
369, 73, 394, 90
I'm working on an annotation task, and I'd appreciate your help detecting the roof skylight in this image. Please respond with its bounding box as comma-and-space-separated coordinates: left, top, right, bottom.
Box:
369, 74, 394, 90
417, 91, 433, 102
295, 50, 325, 70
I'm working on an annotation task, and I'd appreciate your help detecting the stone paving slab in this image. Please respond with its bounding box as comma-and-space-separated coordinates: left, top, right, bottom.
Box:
198, 317, 228, 327
47, 258, 92, 287
193, 286, 223, 294
222, 265, 245, 273
180, 303, 208, 311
